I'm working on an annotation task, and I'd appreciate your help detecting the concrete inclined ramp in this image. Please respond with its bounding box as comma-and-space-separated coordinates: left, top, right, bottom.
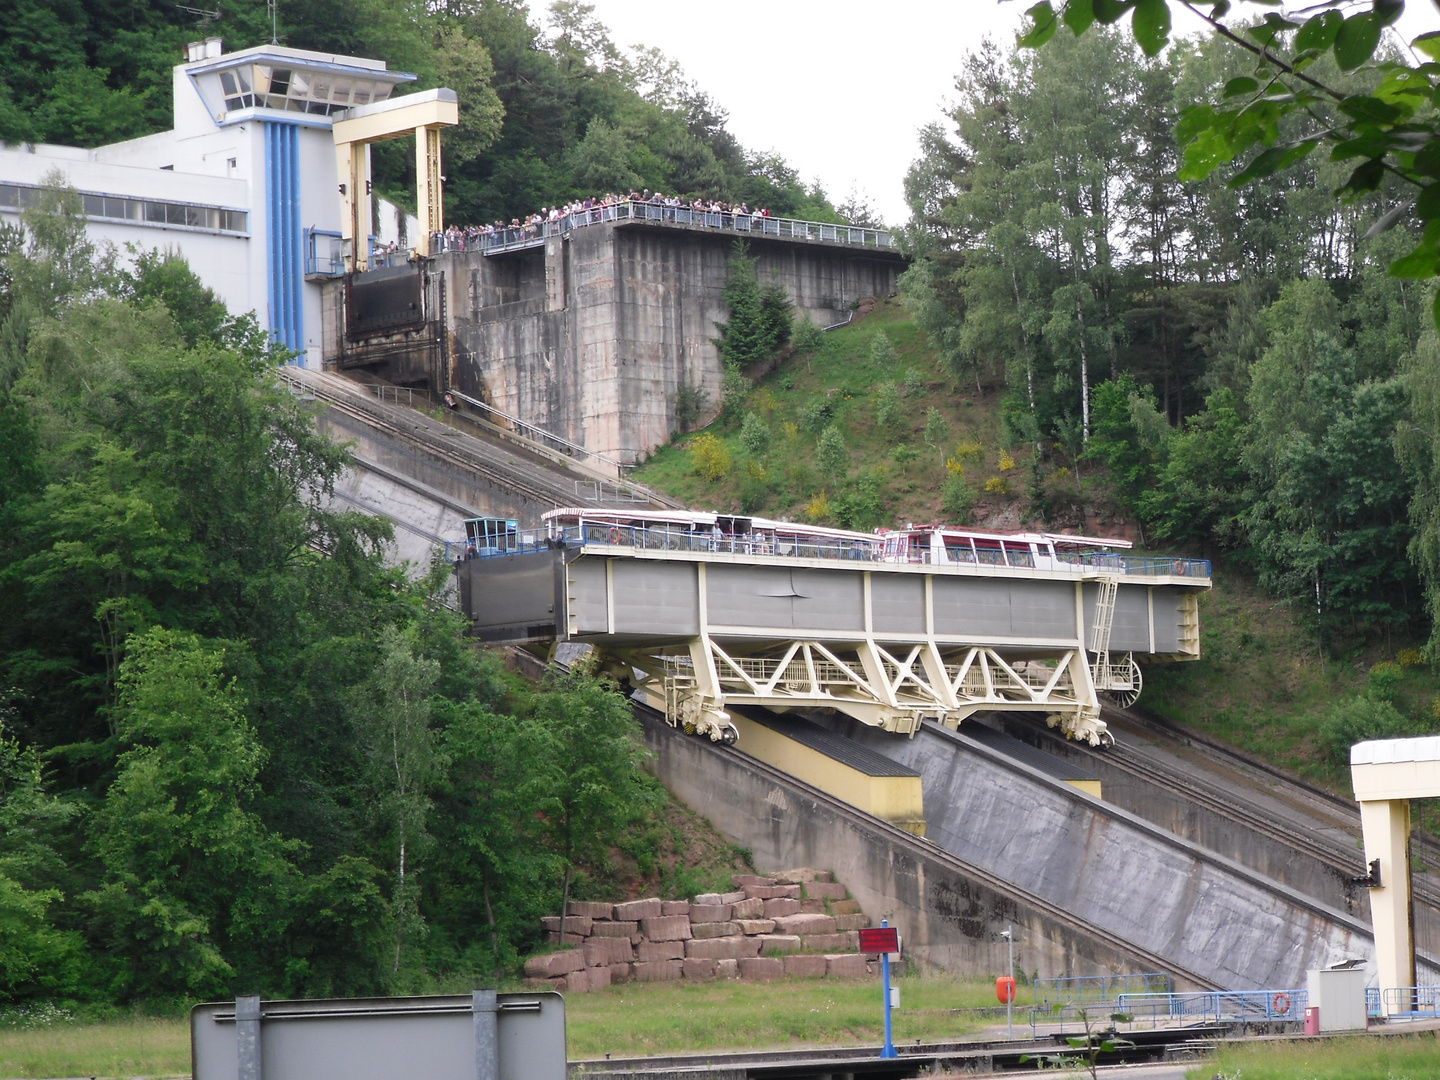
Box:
649, 705, 1440, 991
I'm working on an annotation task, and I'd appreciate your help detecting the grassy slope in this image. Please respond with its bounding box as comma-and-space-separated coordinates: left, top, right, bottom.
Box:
1185, 1032, 1440, 1080
633, 303, 1440, 803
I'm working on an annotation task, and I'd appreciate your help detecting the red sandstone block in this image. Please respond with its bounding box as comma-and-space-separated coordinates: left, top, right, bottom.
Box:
737, 935, 763, 957
689, 904, 733, 923
762, 898, 801, 918
691, 921, 740, 940
830, 900, 861, 915
801, 933, 851, 951
636, 940, 685, 962
720, 890, 746, 905
633, 960, 682, 982
613, 898, 663, 921
775, 868, 819, 884
560, 968, 591, 993
589, 964, 612, 989
585, 937, 634, 966
784, 954, 828, 977
685, 935, 747, 960
731, 874, 775, 888
590, 921, 638, 938
799, 899, 825, 914
745, 885, 801, 900
541, 915, 593, 936
609, 962, 634, 984
735, 919, 775, 935
807, 881, 847, 900
693, 892, 724, 905
813, 871, 833, 883
772, 913, 837, 935
524, 949, 585, 978
568, 901, 614, 920
661, 900, 690, 916
682, 957, 716, 981
834, 914, 867, 931
640, 915, 692, 942
826, 954, 869, 978
546, 932, 585, 946
731, 897, 764, 920
716, 958, 739, 979
738, 956, 784, 982
757, 934, 801, 955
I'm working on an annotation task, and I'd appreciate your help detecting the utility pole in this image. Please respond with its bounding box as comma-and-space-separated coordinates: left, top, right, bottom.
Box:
1001, 926, 1014, 1041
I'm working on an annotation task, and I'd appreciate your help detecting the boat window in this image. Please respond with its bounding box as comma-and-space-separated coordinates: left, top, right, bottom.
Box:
974, 541, 1005, 566
1004, 543, 1035, 568
945, 541, 976, 564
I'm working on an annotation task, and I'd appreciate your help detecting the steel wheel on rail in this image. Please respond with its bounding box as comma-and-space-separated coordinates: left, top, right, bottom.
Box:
1102, 655, 1142, 709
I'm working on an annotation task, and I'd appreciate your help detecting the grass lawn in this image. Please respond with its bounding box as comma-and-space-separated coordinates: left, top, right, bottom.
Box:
0, 1015, 190, 1079
1186, 1031, 1440, 1079
564, 974, 998, 1059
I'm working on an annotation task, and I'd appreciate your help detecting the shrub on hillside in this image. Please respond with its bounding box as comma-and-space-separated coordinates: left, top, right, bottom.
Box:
792, 317, 824, 357
833, 473, 885, 530
873, 382, 903, 435
869, 331, 896, 367
923, 406, 949, 452
817, 425, 848, 483
1318, 696, 1420, 768
799, 396, 839, 433
901, 369, 926, 398
689, 433, 731, 482
739, 412, 772, 457
942, 474, 975, 522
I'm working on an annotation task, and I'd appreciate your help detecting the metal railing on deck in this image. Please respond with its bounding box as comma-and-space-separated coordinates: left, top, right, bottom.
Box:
1117, 989, 1306, 1025
429, 200, 897, 258
568, 522, 880, 561
1057, 552, 1211, 578
1381, 986, 1440, 1016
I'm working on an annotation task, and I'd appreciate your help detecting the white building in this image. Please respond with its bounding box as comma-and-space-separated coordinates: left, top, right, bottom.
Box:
0, 38, 419, 368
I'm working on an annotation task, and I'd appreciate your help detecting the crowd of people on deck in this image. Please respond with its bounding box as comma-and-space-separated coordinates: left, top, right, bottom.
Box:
431, 189, 777, 253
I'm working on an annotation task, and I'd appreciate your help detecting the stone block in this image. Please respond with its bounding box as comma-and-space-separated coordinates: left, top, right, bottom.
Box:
745, 885, 801, 900
541, 915, 593, 936
568, 901, 615, 920
784, 954, 828, 978
826, 954, 869, 978
637, 940, 685, 962
801, 933, 851, 951
830, 900, 862, 916
773, 913, 837, 936
560, 968, 591, 993
757, 934, 802, 955
524, 949, 585, 978
731, 874, 775, 888
716, 958, 739, 979
731, 897, 764, 920
632, 959, 683, 982
661, 900, 690, 916
799, 899, 826, 914
693, 892, 724, 906
775, 868, 820, 884
585, 937, 634, 967
735, 919, 776, 935
689, 904, 733, 923
546, 932, 585, 946
813, 871, 833, 883
738, 956, 784, 982
807, 881, 848, 900
763, 898, 801, 918
691, 920, 740, 940
609, 962, 634, 984
640, 915, 692, 942
720, 890, 747, 904
682, 957, 716, 981
590, 920, 638, 938
847, 931, 861, 950
588, 964, 612, 989
613, 898, 663, 921
834, 914, 867, 931
685, 935, 747, 960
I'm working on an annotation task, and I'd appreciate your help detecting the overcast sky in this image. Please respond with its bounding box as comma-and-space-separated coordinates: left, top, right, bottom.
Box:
523, 1, 1440, 227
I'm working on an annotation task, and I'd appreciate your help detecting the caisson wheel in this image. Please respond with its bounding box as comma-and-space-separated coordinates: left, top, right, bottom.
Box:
1103, 655, 1143, 709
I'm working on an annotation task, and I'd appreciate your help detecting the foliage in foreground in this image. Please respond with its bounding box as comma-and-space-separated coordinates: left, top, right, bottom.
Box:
0, 187, 714, 1007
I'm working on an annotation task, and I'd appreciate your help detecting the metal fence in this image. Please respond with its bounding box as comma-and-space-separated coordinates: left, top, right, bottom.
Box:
1036, 972, 1171, 1005
1381, 986, 1440, 1016
1057, 552, 1212, 578
1116, 989, 1306, 1025
429, 200, 896, 258
575, 480, 649, 504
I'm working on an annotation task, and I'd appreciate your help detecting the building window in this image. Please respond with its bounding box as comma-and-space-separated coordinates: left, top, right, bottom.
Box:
2, 184, 247, 236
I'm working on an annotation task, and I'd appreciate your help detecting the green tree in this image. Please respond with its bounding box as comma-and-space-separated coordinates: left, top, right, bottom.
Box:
873, 382, 904, 437
739, 411, 771, 457
816, 424, 848, 484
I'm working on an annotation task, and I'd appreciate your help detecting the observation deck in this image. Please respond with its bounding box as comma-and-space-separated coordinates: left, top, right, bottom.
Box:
456, 513, 1210, 748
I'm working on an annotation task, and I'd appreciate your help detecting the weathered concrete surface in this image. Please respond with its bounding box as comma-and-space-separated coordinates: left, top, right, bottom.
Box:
437, 221, 905, 462
639, 709, 1218, 988
830, 717, 1440, 990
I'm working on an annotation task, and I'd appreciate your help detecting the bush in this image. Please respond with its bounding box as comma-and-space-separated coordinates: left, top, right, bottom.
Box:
923, 406, 949, 450
798, 396, 838, 433
689, 433, 731, 482
739, 463, 770, 513
869, 331, 896, 366
983, 476, 1010, 495
674, 382, 708, 432
1366, 661, 1403, 702
873, 382, 903, 434
739, 412, 771, 457
901, 369, 926, 398
942, 473, 975, 522
792, 318, 824, 357
816, 425, 848, 483
1318, 695, 1421, 768
832, 473, 885, 530
803, 490, 830, 523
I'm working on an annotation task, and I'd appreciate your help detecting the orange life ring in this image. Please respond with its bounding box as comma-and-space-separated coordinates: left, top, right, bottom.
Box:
1272, 992, 1290, 1014
608, 527, 622, 544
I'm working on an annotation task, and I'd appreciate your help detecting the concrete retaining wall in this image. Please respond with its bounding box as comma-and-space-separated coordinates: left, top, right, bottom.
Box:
439, 222, 905, 462
639, 711, 1216, 988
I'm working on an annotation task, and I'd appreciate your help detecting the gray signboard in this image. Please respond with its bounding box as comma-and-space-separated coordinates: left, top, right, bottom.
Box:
192, 991, 565, 1080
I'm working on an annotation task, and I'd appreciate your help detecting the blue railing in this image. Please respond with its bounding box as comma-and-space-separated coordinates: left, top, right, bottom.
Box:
1117, 989, 1306, 1024
1036, 972, 1171, 1005
430, 200, 896, 258
1381, 986, 1440, 1017
1057, 552, 1212, 578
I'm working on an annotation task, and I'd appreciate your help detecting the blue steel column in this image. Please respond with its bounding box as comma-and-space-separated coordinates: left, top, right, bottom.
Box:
263, 122, 305, 359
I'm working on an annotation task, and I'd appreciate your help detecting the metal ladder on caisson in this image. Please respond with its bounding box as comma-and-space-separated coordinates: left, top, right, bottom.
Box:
1090, 576, 1119, 692
1046, 575, 1122, 746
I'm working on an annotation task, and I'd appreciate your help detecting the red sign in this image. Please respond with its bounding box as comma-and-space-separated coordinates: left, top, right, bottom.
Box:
858, 927, 900, 954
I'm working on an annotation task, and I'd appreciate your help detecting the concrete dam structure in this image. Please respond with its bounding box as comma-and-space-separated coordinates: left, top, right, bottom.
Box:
320, 212, 906, 463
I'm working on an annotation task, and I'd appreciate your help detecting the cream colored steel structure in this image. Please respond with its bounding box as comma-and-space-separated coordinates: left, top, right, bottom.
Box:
456, 538, 1207, 748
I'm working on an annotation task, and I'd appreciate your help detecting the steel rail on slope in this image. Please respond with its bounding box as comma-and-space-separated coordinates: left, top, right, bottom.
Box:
284, 369, 593, 510
629, 702, 1225, 993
